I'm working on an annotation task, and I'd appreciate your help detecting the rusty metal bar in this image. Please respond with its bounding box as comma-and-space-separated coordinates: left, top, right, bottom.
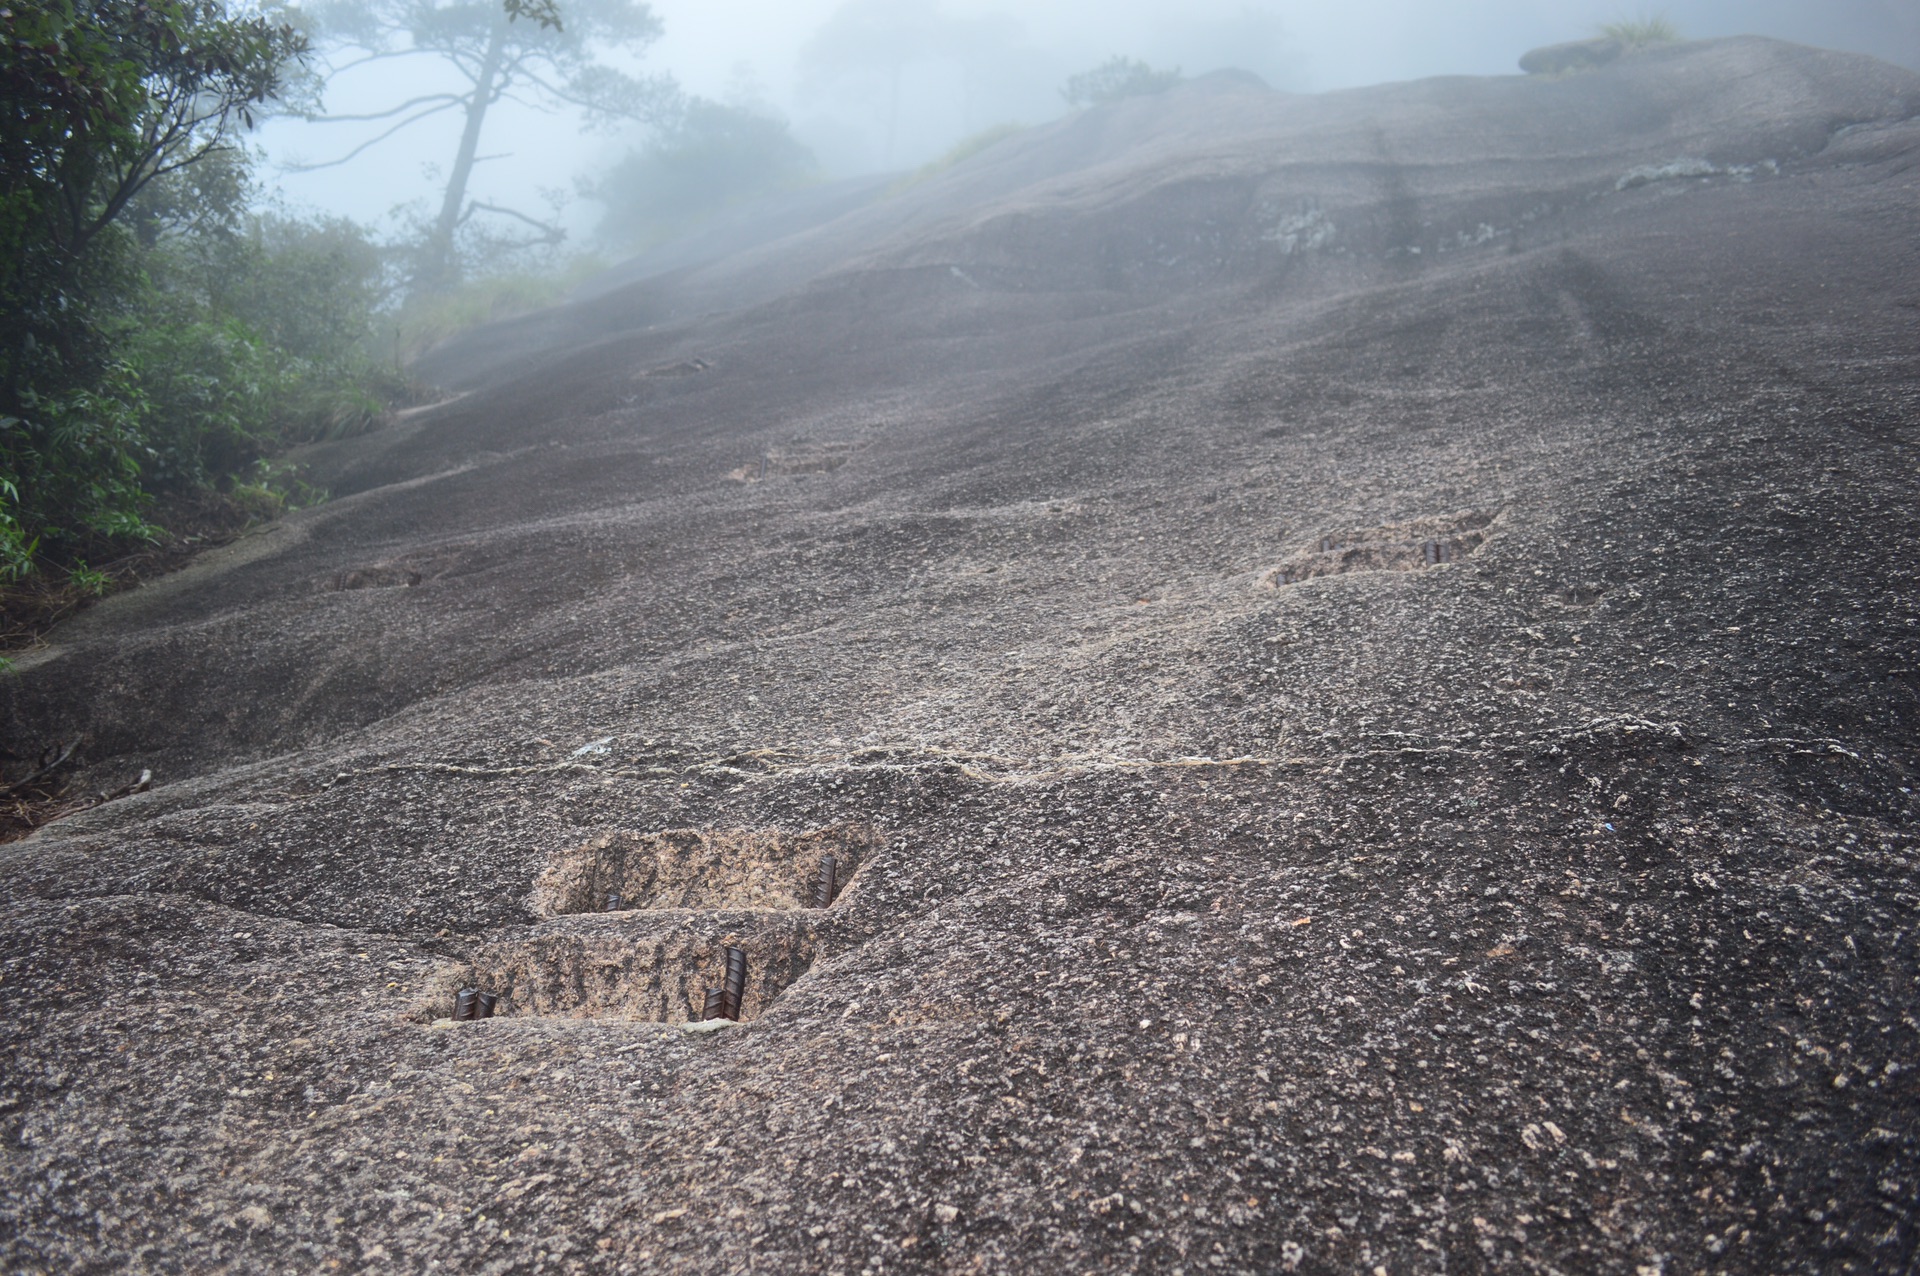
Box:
721, 946, 747, 1020
813, 854, 839, 909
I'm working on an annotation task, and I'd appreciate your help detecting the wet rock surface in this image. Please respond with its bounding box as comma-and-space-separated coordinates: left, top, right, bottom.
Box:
2, 36, 1918, 1275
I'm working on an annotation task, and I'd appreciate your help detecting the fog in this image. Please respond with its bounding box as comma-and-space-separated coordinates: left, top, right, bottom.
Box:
256, 0, 1920, 251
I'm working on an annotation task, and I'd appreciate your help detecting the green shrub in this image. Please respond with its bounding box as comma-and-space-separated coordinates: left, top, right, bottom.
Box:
1, 171, 402, 579
0, 364, 154, 569
67, 562, 110, 596
590, 98, 816, 247
126, 318, 287, 490
1062, 57, 1182, 108
144, 202, 406, 442
0, 477, 31, 584
229, 457, 327, 521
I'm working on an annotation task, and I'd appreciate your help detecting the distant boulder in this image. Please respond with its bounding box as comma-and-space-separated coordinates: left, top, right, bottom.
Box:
1519, 37, 1624, 75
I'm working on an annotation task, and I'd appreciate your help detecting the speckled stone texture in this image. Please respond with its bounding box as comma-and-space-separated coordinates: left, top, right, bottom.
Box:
3, 36, 1918, 1276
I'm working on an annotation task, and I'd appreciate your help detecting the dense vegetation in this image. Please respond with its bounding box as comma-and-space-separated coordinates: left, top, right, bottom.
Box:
0, 0, 397, 590
1062, 56, 1182, 108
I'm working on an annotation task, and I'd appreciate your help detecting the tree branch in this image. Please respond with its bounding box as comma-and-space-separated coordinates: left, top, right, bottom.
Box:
467, 200, 565, 241
301, 92, 464, 123
78, 117, 226, 253
317, 47, 430, 77
513, 67, 615, 115
282, 100, 467, 171
0, 739, 81, 798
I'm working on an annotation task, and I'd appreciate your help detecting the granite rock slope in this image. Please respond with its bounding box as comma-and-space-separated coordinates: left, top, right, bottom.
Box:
2, 36, 1918, 1276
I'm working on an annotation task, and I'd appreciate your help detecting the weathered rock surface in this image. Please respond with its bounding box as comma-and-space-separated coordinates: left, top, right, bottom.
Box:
1519, 37, 1625, 75
3, 36, 1918, 1275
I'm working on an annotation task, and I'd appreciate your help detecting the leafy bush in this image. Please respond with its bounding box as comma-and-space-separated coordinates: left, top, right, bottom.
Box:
1062, 57, 1182, 108
138, 200, 403, 449
67, 562, 111, 596
221, 216, 393, 382
0, 365, 152, 577
589, 98, 816, 245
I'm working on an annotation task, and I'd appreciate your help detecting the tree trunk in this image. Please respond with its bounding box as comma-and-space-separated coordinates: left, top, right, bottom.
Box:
419, 15, 508, 293
884, 60, 901, 168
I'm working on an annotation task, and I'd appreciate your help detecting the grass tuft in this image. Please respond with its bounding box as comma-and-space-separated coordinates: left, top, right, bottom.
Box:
888, 125, 1025, 197
1599, 16, 1681, 47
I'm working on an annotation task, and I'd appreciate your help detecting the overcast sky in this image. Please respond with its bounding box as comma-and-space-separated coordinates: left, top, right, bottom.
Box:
254, 0, 1920, 245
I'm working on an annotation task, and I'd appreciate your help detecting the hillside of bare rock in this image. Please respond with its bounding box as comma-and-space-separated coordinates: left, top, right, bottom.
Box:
3, 35, 1918, 1275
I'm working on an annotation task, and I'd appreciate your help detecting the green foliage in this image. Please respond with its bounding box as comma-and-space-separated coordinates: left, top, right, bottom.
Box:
1599, 16, 1680, 47
589, 99, 816, 244
123, 146, 252, 247
0, 0, 326, 579
67, 562, 110, 596
136, 187, 401, 449
0, 0, 642, 589
124, 318, 286, 489
229, 457, 327, 521
0, 2, 143, 405
1062, 56, 1182, 108
0, 0, 307, 387
888, 123, 1022, 195
502, 0, 564, 29
390, 257, 603, 362
1, 364, 155, 568
0, 472, 34, 584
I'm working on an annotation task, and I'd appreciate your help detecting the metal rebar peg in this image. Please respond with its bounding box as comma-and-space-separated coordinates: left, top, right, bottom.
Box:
702, 986, 727, 1021
721, 946, 748, 1020
812, 854, 839, 909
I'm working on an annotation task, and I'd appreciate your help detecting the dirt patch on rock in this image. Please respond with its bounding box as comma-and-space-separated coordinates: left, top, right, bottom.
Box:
726, 440, 862, 482
457, 910, 818, 1022
531, 824, 873, 916
633, 357, 712, 380
1261, 509, 1496, 587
